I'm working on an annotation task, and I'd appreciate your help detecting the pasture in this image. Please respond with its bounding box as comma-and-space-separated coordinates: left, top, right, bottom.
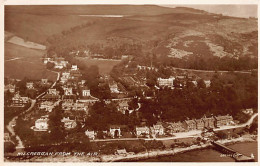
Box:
4, 43, 57, 81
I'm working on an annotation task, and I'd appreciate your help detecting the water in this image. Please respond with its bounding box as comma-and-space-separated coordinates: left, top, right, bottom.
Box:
138, 142, 258, 162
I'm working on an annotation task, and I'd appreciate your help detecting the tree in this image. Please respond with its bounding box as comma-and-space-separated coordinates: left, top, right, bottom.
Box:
46, 62, 55, 70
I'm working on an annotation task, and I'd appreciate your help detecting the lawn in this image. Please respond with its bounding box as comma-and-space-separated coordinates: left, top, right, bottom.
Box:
76, 57, 121, 75
4, 43, 57, 81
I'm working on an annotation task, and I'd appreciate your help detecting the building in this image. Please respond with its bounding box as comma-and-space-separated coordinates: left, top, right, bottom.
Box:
115, 149, 127, 155
72, 102, 87, 111
109, 126, 122, 138
85, 130, 96, 140
71, 65, 78, 71
48, 88, 59, 95
117, 101, 129, 114
157, 77, 175, 87
11, 92, 29, 107
34, 117, 49, 131
183, 120, 197, 131
4, 84, 15, 93
214, 115, 233, 127
136, 126, 150, 137
41, 79, 48, 84
109, 82, 119, 93
195, 119, 205, 130
39, 101, 54, 112
62, 100, 74, 111
4, 133, 11, 142
165, 122, 185, 134
64, 87, 73, 95
151, 123, 164, 136
204, 80, 211, 88
81, 86, 91, 97
202, 116, 215, 129
61, 117, 77, 129
26, 82, 34, 89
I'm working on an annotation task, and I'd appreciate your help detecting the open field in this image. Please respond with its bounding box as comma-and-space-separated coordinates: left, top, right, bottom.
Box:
7, 36, 46, 50
5, 43, 57, 81
76, 57, 121, 75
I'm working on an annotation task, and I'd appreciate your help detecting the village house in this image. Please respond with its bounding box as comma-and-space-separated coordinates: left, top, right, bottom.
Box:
54, 62, 64, 69
165, 122, 185, 135
157, 77, 175, 87
150, 123, 165, 136
71, 65, 78, 71
72, 102, 88, 111
62, 72, 70, 79
26, 82, 34, 89
80, 86, 91, 97
64, 87, 73, 95
41, 78, 48, 85
48, 88, 59, 95
115, 149, 127, 156
109, 82, 119, 93
136, 126, 150, 137
33, 117, 49, 131
202, 116, 215, 129
43, 57, 52, 64
39, 101, 54, 112
85, 130, 96, 140
192, 81, 198, 87
61, 117, 77, 129
204, 80, 211, 88
4, 133, 11, 142
11, 92, 29, 107
195, 118, 205, 130
117, 101, 129, 114
182, 120, 197, 131
109, 126, 122, 138
242, 108, 254, 115
4, 84, 16, 93
214, 115, 233, 127
62, 100, 74, 111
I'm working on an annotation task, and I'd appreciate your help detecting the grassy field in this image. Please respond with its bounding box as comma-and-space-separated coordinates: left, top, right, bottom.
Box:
76, 57, 121, 75
5, 43, 57, 81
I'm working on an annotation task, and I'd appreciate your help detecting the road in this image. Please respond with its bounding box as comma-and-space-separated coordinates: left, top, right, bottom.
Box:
171, 67, 256, 74
6, 70, 60, 150
6, 99, 36, 149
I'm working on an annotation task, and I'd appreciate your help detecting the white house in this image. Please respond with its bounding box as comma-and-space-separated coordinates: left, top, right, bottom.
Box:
157, 77, 175, 87
26, 82, 34, 89
61, 117, 77, 129
109, 126, 121, 138
71, 65, 78, 71
85, 130, 96, 140
34, 118, 49, 131
136, 126, 150, 137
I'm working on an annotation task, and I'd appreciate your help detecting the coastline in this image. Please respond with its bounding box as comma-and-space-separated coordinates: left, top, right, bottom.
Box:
17, 134, 256, 162
101, 135, 257, 162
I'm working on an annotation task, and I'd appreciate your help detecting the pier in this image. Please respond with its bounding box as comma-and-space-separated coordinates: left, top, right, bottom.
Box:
211, 141, 255, 162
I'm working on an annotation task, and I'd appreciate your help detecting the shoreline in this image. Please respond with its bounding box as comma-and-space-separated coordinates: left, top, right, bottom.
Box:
4, 134, 257, 162
102, 135, 257, 162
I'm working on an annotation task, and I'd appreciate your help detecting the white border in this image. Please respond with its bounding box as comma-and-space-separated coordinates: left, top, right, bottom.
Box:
1, 0, 259, 166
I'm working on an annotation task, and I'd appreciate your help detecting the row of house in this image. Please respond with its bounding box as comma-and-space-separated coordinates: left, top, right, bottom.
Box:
135, 115, 233, 138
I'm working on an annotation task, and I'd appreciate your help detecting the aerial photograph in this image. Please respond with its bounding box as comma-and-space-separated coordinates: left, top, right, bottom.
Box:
3, 4, 258, 162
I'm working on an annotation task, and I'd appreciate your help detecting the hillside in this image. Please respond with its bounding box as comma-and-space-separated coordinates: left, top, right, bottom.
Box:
5, 5, 258, 69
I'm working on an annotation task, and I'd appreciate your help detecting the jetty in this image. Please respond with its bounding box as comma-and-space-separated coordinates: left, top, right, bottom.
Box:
211, 141, 255, 162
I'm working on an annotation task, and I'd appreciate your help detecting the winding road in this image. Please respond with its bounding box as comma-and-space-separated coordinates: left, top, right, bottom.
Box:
5, 71, 60, 150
